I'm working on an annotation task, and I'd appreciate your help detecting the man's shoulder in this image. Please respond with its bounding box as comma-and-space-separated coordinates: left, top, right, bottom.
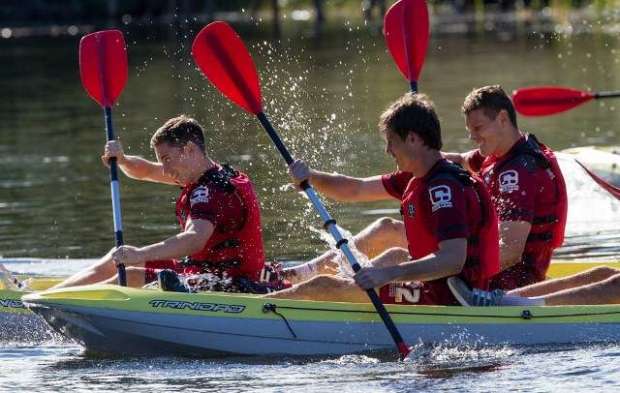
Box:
189, 184, 215, 207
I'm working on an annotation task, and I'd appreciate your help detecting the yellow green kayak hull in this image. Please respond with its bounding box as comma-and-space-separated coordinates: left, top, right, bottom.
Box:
16, 261, 620, 357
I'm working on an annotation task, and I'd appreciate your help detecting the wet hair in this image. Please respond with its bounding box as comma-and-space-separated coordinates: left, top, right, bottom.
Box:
150, 115, 206, 152
462, 85, 518, 128
378, 92, 442, 150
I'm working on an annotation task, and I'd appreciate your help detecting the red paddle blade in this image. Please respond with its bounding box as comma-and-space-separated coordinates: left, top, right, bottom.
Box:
384, 0, 429, 83
79, 30, 128, 107
512, 86, 595, 116
191, 22, 263, 115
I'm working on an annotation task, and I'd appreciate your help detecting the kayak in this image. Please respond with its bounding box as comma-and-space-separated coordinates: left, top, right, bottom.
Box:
561, 145, 620, 185
12, 260, 620, 356
21, 281, 620, 357
1, 260, 615, 329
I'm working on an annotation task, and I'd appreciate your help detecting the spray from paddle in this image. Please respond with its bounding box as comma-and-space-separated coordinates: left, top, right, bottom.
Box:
309, 225, 371, 277
191, 21, 411, 360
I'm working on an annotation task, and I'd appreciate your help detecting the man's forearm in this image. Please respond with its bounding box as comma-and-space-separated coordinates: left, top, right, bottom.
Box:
442, 152, 465, 165
117, 155, 159, 180
308, 170, 366, 201
499, 246, 523, 271
391, 252, 464, 283
139, 232, 204, 262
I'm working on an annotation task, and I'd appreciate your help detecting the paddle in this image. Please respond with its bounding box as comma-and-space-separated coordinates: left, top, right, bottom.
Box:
191, 21, 411, 360
384, 0, 429, 93
513, 86, 620, 116
79, 30, 128, 286
512, 86, 620, 198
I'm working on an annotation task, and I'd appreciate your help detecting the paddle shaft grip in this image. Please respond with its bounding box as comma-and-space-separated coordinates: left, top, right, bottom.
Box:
255, 111, 409, 359
595, 91, 620, 99
104, 106, 127, 286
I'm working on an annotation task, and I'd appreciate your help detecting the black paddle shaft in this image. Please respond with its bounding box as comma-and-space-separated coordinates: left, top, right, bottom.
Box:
595, 91, 620, 99
255, 111, 410, 360
104, 106, 127, 286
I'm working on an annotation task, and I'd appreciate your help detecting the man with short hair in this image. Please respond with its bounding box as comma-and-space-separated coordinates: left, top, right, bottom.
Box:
269, 93, 500, 305
284, 86, 568, 293
444, 85, 568, 290
54, 115, 271, 291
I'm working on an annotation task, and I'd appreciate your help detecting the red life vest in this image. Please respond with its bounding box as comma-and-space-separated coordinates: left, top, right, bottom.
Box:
176, 165, 266, 281
484, 134, 567, 249
400, 160, 500, 289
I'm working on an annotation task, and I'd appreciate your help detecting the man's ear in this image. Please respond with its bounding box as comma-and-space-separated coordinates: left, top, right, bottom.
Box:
182, 142, 194, 157
498, 109, 510, 126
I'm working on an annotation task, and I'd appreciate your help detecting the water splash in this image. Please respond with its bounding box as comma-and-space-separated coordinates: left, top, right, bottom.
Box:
308, 224, 370, 277
405, 339, 516, 377
559, 154, 620, 234
553, 154, 620, 260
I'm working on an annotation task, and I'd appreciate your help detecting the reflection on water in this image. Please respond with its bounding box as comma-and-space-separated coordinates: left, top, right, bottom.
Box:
1, 341, 619, 392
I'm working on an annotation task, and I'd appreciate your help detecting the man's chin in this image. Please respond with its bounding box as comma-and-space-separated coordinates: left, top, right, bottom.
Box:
477, 145, 491, 157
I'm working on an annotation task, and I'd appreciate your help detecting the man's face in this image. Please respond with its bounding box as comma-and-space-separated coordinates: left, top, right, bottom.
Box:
383, 128, 416, 171
154, 142, 192, 185
465, 108, 502, 157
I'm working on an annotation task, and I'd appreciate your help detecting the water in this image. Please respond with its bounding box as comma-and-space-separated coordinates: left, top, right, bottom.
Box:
2, 14, 620, 393
1, 342, 619, 392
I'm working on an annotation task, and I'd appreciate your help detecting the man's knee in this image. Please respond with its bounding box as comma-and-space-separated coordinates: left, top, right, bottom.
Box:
371, 217, 403, 234
374, 217, 403, 232
306, 274, 351, 290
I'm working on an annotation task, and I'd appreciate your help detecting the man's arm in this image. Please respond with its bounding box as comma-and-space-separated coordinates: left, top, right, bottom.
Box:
288, 159, 392, 202
112, 218, 214, 266
102, 140, 177, 185
442, 150, 481, 173
498, 220, 531, 270
353, 238, 467, 288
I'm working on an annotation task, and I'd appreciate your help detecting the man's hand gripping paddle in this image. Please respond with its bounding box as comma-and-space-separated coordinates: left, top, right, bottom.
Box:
79, 30, 128, 286
191, 21, 411, 360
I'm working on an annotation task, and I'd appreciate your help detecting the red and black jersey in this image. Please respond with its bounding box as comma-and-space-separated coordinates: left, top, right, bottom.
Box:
467, 134, 568, 289
379, 159, 500, 305
175, 165, 266, 281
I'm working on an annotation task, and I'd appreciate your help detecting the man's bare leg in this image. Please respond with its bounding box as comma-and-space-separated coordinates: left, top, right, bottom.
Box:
52, 249, 139, 289
540, 273, 620, 305
100, 267, 148, 287
284, 217, 406, 283
265, 275, 370, 303
509, 266, 620, 297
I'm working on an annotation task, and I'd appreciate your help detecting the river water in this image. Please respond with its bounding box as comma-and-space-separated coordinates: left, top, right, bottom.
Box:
2, 13, 620, 392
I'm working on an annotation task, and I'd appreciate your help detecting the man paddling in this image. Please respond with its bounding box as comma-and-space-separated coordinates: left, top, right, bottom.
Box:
443, 85, 568, 290
268, 93, 500, 305
54, 115, 277, 292
283, 86, 567, 292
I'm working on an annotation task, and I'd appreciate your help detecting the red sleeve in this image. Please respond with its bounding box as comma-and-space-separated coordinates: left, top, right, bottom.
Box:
493, 163, 537, 223
381, 171, 413, 200
427, 179, 469, 241
188, 185, 245, 230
